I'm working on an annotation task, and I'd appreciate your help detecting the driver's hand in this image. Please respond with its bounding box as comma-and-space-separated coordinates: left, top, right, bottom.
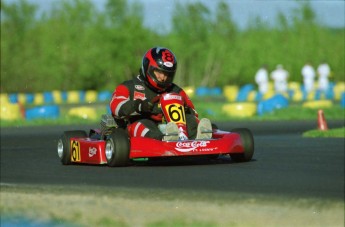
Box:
134, 99, 153, 113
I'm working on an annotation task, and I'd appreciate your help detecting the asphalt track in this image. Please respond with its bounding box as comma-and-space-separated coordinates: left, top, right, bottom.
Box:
1, 120, 344, 201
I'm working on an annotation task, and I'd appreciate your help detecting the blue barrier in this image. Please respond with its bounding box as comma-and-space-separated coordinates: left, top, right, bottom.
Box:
255, 92, 263, 102
98, 91, 112, 102
326, 82, 335, 100
236, 84, 254, 102
210, 87, 222, 96
195, 87, 209, 96
43, 92, 54, 103
25, 105, 60, 120
8, 93, 18, 103
26, 93, 34, 104
341, 92, 345, 108
107, 105, 112, 114
195, 87, 222, 97
257, 94, 289, 116
79, 90, 86, 102
61, 91, 68, 102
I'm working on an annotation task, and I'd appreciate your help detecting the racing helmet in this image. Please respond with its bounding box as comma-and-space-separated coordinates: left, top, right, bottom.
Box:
140, 47, 177, 92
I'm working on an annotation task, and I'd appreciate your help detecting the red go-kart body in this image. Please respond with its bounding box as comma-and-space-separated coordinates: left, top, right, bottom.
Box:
57, 93, 254, 167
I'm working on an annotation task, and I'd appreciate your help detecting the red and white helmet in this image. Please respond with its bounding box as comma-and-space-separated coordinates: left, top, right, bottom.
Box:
140, 47, 177, 92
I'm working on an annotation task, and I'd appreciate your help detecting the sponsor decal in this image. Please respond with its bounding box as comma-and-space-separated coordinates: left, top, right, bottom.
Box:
89, 147, 97, 157
175, 141, 212, 153
165, 103, 186, 124
163, 62, 173, 67
163, 94, 182, 101
134, 91, 145, 100
135, 85, 145, 90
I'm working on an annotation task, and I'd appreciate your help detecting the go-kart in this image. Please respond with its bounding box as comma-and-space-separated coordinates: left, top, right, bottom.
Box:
57, 93, 254, 167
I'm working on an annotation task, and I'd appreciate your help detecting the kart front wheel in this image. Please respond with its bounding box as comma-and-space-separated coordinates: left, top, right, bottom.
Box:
58, 130, 87, 165
105, 128, 130, 167
230, 128, 254, 162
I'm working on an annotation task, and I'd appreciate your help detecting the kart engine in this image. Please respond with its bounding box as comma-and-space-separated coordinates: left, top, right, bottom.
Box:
100, 114, 118, 137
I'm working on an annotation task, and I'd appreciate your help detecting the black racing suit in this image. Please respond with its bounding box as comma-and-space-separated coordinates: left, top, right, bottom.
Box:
110, 75, 199, 140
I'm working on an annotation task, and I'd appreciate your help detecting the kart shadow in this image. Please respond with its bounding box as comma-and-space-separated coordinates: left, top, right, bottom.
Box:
132, 155, 257, 167
65, 156, 257, 168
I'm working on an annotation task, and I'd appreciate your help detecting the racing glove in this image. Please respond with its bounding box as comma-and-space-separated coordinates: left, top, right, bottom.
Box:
134, 99, 154, 113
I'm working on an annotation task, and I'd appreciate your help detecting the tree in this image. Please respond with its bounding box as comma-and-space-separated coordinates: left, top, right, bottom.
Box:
1, 0, 38, 92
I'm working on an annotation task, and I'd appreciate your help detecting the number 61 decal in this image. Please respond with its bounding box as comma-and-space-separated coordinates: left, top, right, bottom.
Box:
165, 104, 186, 124
71, 140, 81, 162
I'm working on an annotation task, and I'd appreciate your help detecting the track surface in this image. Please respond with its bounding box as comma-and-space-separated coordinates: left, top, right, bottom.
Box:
1, 120, 344, 200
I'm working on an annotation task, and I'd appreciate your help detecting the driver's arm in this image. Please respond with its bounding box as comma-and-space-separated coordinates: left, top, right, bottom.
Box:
110, 84, 136, 117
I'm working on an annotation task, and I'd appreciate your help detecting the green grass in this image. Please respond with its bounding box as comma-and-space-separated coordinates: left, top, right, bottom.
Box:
1, 184, 344, 227
303, 127, 345, 138
194, 101, 345, 121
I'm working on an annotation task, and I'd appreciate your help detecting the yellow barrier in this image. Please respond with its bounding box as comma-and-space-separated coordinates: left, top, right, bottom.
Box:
33, 93, 44, 105
223, 85, 238, 102
302, 100, 333, 109
306, 91, 316, 101
334, 82, 345, 101
291, 90, 303, 102
52, 90, 63, 104
183, 86, 195, 98
0, 93, 9, 104
1, 102, 22, 120
263, 90, 275, 100
67, 90, 80, 104
288, 81, 301, 91
222, 102, 257, 117
247, 91, 257, 102
17, 93, 27, 104
85, 90, 98, 103
68, 106, 97, 120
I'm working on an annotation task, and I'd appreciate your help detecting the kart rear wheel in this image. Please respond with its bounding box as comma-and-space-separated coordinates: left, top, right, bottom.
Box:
58, 130, 87, 165
230, 128, 254, 162
105, 128, 130, 167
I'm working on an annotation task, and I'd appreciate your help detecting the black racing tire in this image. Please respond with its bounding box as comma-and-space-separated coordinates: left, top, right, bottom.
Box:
57, 130, 87, 165
105, 128, 130, 167
230, 128, 254, 162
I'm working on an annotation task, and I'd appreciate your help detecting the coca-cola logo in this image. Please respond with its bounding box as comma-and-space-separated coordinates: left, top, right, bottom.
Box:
175, 141, 210, 152
89, 147, 97, 157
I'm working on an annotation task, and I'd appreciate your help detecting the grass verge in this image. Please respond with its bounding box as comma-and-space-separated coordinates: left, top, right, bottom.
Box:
303, 127, 345, 138
1, 184, 344, 227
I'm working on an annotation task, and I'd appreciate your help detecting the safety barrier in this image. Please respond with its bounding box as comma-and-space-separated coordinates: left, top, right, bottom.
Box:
0, 102, 23, 120
223, 85, 238, 102
341, 92, 345, 108
222, 102, 257, 117
196, 87, 222, 97
2, 82, 344, 105
1, 81, 343, 120
68, 106, 98, 120
257, 94, 289, 116
183, 86, 195, 98
236, 84, 255, 102
2, 90, 113, 105
302, 100, 333, 109
25, 105, 60, 120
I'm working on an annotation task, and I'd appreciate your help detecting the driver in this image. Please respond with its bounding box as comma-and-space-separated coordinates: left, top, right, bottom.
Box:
110, 47, 212, 141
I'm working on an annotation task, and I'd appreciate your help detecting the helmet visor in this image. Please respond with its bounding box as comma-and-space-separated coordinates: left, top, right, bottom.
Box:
148, 66, 175, 89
